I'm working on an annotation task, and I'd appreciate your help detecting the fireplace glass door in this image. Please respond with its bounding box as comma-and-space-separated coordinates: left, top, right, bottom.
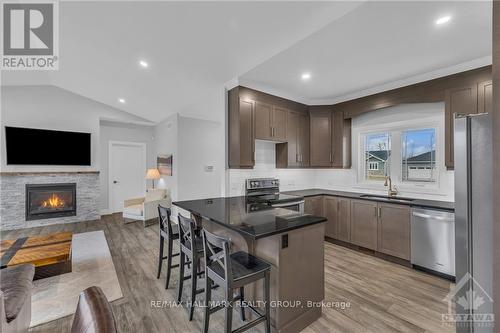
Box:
26, 183, 77, 220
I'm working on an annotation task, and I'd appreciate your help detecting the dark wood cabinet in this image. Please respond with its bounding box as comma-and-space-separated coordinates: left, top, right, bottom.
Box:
444, 80, 492, 169
272, 106, 287, 141
377, 203, 410, 260
323, 196, 338, 239
254, 102, 287, 142
337, 198, 351, 242
228, 88, 254, 168
350, 200, 378, 250
444, 85, 478, 169
277, 111, 310, 168
255, 101, 273, 140
298, 113, 310, 166
478, 80, 493, 114
309, 107, 351, 168
309, 108, 332, 167
304, 196, 324, 217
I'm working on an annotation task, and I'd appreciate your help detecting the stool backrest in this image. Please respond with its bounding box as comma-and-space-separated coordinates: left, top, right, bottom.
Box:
158, 205, 174, 237
202, 229, 232, 285
178, 214, 196, 251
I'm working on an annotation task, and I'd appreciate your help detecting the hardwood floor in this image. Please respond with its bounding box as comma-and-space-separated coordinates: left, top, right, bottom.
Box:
1, 214, 454, 333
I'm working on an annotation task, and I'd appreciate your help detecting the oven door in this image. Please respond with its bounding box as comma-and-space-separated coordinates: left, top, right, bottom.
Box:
271, 200, 305, 214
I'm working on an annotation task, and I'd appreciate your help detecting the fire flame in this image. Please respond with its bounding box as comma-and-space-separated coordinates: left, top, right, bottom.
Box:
42, 194, 66, 208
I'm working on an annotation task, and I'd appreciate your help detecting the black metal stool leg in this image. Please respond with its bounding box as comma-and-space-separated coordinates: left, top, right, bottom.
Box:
264, 271, 271, 333
203, 276, 211, 333
157, 235, 164, 279
239, 286, 246, 321
177, 252, 185, 304
165, 238, 173, 289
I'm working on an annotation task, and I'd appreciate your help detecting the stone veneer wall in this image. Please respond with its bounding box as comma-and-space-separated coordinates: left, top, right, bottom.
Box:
0, 172, 100, 230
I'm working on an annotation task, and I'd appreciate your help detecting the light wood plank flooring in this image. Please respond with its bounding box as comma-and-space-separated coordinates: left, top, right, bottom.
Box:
1, 214, 454, 333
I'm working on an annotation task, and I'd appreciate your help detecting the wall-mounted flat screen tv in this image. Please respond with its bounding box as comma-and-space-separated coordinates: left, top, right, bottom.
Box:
5, 126, 91, 165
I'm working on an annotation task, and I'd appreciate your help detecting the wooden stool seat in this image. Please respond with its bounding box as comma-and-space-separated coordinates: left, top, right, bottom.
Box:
207, 251, 271, 287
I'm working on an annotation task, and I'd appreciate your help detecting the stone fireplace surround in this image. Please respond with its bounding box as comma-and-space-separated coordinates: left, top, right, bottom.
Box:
0, 171, 100, 230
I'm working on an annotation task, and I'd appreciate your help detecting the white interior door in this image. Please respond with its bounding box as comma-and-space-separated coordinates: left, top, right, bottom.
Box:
110, 142, 146, 213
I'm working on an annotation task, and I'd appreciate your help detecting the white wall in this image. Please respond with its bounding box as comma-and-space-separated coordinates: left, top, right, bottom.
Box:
0, 85, 152, 172
177, 116, 223, 200
154, 114, 178, 203
99, 121, 155, 212
228, 140, 316, 196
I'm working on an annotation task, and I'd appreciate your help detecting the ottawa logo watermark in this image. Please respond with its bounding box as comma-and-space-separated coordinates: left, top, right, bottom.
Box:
1, 0, 59, 70
442, 273, 494, 328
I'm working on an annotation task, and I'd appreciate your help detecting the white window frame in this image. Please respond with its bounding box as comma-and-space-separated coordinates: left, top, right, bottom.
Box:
356, 121, 440, 193
368, 162, 379, 170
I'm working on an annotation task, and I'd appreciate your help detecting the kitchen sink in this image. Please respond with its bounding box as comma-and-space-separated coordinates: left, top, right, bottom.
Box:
359, 194, 415, 203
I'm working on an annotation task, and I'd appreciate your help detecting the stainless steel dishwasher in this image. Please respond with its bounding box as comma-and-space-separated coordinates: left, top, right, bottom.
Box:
411, 207, 455, 277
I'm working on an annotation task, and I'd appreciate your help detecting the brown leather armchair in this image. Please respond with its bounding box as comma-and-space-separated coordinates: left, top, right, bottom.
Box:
71, 286, 117, 333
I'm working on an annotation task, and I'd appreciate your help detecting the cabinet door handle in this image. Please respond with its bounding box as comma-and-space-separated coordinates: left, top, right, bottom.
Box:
330, 153, 332, 163
378, 206, 382, 218
374, 206, 377, 217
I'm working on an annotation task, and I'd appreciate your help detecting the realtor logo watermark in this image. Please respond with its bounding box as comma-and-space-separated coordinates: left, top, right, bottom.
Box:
1, 0, 59, 70
442, 273, 494, 328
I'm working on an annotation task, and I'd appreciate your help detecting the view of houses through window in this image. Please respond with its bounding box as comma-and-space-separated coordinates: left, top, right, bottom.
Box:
363, 128, 437, 184
364, 133, 391, 181
402, 128, 436, 182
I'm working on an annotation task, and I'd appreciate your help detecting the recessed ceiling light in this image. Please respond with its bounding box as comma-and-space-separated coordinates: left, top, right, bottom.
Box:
301, 72, 311, 80
118, 98, 126, 104
139, 60, 149, 68
435, 15, 451, 25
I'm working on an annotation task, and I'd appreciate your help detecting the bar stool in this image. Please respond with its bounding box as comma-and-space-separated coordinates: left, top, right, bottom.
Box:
157, 205, 180, 289
202, 229, 271, 333
177, 213, 206, 321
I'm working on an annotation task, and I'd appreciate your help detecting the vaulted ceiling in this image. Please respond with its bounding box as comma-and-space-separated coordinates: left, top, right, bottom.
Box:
1, 1, 492, 122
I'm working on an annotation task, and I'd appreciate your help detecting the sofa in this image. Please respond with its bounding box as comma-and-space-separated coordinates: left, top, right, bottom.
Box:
122, 188, 171, 226
1, 264, 35, 333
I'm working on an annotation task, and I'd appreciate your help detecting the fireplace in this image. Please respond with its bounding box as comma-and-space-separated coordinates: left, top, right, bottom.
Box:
26, 183, 77, 221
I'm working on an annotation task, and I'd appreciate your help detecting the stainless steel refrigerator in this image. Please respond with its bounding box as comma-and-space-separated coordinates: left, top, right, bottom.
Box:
454, 113, 494, 333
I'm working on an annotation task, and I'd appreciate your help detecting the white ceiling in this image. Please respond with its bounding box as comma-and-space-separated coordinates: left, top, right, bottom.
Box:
2, 1, 492, 122
1, 1, 363, 122
240, 1, 492, 105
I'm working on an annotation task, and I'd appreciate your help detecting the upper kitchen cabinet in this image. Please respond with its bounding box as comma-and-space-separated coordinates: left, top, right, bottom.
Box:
254, 101, 273, 140
309, 106, 351, 168
254, 103, 287, 141
478, 80, 493, 114
445, 79, 492, 169
228, 87, 255, 168
277, 111, 310, 168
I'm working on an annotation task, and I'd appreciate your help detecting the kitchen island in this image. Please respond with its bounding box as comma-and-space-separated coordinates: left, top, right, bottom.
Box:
173, 196, 327, 333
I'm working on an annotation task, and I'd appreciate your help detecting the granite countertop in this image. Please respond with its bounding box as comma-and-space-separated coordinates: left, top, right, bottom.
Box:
173, 196, 326, 239
283, 188, 454, 211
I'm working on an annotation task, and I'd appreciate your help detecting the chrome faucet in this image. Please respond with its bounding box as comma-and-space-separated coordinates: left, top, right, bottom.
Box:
384, 176, 398, 197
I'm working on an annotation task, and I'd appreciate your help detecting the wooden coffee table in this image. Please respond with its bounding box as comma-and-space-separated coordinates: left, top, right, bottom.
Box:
0, 232, 72, 280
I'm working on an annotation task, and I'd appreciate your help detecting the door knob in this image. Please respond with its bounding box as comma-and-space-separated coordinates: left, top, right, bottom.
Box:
113, 180, 118, 184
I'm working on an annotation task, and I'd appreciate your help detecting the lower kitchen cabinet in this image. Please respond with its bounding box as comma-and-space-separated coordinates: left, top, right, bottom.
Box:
350, 199, 378, 250
377, 203, 411, 260
323, 196, 338, 238
337, 198, 351, 242
304, 196, 324, 217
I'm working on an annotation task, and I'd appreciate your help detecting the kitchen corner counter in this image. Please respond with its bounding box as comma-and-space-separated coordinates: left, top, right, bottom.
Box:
173, 196, 326, 332
173, 196, 326, 239
282, 189, 454, 211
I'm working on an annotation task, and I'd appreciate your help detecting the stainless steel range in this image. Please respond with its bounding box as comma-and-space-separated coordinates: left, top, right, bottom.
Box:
245, 178, 304, 213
